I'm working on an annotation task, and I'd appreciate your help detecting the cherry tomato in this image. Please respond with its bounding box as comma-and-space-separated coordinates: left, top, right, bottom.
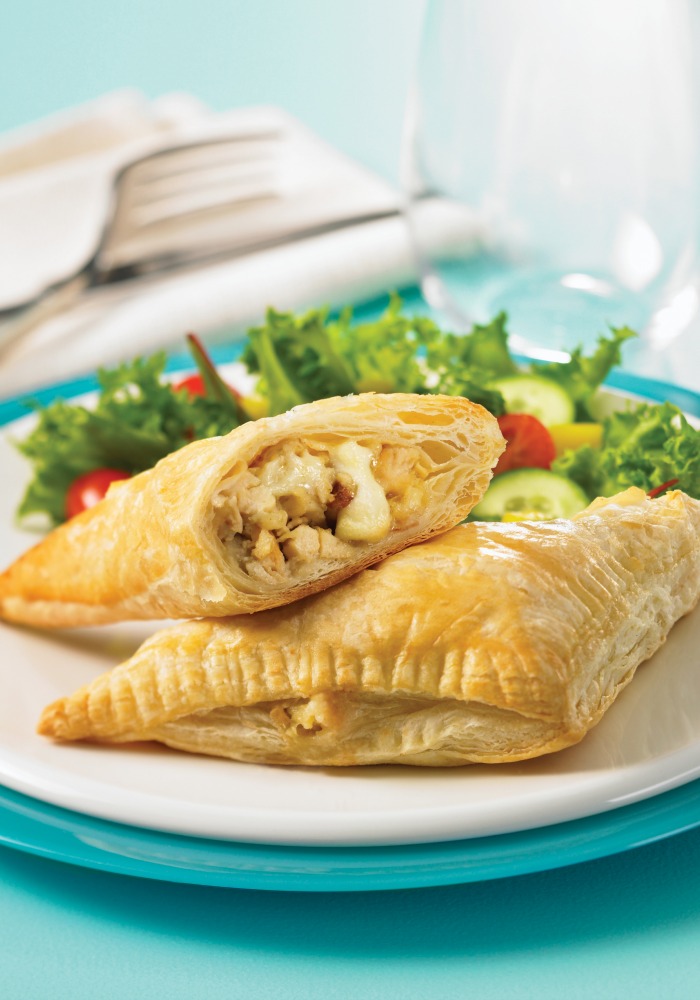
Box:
172, 373, 208, 397
494, 413, 556, 476
65, 468, 131, 519
172, 373, 240, 399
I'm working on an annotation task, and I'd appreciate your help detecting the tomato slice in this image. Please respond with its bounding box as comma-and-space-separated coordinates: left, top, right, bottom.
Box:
494, 413, 556, 475
172, 373, 240, 399
65, 468, 131, 519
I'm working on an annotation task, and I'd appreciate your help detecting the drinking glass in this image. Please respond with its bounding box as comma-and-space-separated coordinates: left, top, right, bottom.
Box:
404, 0, 700, 360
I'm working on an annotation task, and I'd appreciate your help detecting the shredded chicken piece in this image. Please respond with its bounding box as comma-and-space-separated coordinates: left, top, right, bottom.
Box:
282, 524, 321, 563
251, 527, 286, 573
318, 528, 357, 561
213, 438, 433, 582
389, 483, 426, 525
376, 446, 429, 529
375, 445, 429, 495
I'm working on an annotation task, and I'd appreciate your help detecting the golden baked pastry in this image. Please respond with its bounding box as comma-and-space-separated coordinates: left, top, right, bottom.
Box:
38, 488, 700, 765
1, 392, 503, 627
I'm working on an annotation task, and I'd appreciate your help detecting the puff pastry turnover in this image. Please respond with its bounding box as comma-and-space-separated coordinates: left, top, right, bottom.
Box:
38, 488, 700, 765
1, 393, 503, 627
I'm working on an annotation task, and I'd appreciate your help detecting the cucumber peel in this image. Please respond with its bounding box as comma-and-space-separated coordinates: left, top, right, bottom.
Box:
489, 374, 575, 425
472, 469, 590, 521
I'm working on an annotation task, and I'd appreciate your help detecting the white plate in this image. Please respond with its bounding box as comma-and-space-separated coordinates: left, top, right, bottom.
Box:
1, 384, 699, 847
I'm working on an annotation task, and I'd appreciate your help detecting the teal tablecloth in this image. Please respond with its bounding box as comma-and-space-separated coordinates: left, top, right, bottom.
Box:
2, 3, 700, 996
3, 832, 700, 999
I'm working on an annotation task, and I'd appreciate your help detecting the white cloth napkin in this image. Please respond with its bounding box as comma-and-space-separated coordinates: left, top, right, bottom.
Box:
0, 92, 472, 398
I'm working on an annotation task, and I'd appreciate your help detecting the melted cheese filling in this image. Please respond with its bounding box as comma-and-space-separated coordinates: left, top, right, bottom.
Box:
331, 441, 391, 542
213, 438, 431, 582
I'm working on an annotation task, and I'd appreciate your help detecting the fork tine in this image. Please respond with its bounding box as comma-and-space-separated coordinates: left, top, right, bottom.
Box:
102, 130, 283, 254
127, 136, 280, 186
128, 175, 280, 228
127, 157, 278, 204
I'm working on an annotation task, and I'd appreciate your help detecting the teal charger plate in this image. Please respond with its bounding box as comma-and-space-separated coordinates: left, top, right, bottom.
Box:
1, 361, 699, 892
2, 776, 700, 891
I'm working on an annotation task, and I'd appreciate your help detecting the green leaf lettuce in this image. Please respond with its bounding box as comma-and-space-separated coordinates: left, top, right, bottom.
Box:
553, 401, 700, 499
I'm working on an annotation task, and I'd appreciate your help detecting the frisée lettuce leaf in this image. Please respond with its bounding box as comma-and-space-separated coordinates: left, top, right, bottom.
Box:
553, 401, 700, 499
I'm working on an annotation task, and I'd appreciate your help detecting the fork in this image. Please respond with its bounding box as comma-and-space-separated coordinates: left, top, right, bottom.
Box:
0, 131, 284, 347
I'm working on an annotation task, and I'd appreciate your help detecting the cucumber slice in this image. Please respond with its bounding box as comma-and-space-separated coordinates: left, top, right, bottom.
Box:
490, 374, 575, 425
471, 469, 589, 521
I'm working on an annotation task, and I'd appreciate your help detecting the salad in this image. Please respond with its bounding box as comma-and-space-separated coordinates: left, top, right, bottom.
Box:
12, 296, 700, 526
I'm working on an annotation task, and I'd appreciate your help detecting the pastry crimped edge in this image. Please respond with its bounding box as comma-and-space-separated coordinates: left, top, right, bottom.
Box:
38, 488, 700, 765
0, 392, 504, 627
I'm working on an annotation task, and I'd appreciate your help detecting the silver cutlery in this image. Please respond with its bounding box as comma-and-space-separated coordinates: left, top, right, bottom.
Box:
0, 129, 400, 356
0, 131, 283, 346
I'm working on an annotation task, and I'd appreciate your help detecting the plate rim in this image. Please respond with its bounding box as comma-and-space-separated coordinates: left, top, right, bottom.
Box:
2, 774, 700, 891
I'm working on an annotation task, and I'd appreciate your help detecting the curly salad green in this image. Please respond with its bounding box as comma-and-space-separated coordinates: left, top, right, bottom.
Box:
12, 296, 700, 527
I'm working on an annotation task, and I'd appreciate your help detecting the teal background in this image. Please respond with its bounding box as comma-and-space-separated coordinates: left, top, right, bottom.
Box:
2, 2, 700, 997
0, 0, 424, 182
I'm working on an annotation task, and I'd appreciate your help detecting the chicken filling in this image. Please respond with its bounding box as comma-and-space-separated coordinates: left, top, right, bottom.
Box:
213, 438, 432, 582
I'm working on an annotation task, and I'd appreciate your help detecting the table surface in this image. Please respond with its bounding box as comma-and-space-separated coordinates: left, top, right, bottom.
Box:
2, 3, 700, 996
2, 828, 700, 1000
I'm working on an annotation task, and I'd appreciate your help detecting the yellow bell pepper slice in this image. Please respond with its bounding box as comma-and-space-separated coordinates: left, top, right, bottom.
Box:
240, 395, 269, 420
501, 510, 551, 522
549, 422, 603, 457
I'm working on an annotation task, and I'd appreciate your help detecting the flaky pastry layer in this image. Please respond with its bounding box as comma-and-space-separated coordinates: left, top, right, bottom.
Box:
38, 489, 700, 765
0, 392, 503, 627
